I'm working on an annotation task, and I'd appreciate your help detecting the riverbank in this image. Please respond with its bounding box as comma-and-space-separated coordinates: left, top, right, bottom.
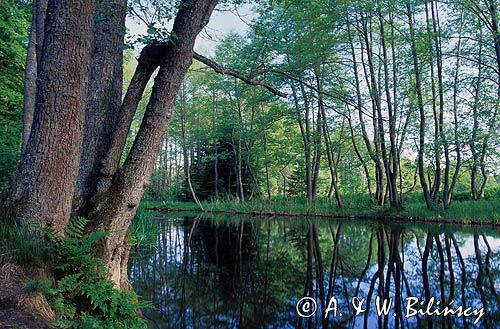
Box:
144, 194, 500, 226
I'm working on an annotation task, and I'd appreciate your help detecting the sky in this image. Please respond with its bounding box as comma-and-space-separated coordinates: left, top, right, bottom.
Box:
125, 4, 257, 56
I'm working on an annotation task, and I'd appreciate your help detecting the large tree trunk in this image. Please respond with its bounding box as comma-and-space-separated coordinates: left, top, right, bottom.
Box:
88, 0, 218, 288
74, 0, 127, 216
19, 0, 131, 218
1, 0, 96, 230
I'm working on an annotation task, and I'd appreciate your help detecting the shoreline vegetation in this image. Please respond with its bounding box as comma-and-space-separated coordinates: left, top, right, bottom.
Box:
143, 193, 500, 227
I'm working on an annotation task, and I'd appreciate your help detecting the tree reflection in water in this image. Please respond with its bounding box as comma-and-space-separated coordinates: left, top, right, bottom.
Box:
128, 216, 499, 328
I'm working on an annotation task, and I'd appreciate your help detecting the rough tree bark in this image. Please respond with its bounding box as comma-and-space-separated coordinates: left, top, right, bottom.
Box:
19, 0, 129, 217
74, 0, 127, 216
88, 0, 219, 289
21, 0, 48, 154
1, 0, 96, 230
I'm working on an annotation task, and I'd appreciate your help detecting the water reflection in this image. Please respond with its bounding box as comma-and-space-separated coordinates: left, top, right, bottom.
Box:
129, 216, 500, 328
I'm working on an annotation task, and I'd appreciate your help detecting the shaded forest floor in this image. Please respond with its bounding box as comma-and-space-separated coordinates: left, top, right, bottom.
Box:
145, 192, 500, 226
0, 307, 48, 329
0, 262, 52, 329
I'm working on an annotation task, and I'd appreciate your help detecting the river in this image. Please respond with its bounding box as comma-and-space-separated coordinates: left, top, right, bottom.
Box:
129, 215, 499, 328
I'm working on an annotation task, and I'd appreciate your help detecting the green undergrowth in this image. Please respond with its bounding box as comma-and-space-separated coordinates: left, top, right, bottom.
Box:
0, 221, 49, 266
129, 202, 160, 251
1, 218, 148, 329
144, 190, 500, 224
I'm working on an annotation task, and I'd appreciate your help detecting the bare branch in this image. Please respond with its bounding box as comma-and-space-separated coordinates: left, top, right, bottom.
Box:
192, 52, 288, 98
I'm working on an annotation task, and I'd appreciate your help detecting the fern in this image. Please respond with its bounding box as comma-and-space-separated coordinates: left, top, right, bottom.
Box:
65, 217, 88, 238
42, 217, 147, 329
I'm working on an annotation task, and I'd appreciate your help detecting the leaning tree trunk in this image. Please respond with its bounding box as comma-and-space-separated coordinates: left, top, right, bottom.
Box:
1, 0, 96, 230
94, 42, 170, 201
88, 0, 219, 289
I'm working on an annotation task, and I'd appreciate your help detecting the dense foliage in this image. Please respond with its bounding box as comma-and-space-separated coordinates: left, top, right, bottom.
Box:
0, 0, 30, 189
44, 218, 147, 328
143, 0, 499, 212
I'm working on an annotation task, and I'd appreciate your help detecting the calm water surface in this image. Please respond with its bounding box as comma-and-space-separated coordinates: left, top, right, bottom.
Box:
129, 215, 499, 328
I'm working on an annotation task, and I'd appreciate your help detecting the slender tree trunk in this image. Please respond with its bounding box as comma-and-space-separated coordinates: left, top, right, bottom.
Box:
347, 21, 377, 203
22, 0, 48, 154
263, 129, 271, 201
22, 23, 37, 155
424, 0, 441, 204
314, 67, 341, 206
311, 101, 322, 199
290, 81, 313, 201
430, 0, 449, 209
357, 14, 386, 206
212, 89, 219, 199
470, 29, 483, 200
229, 129, 244, 201
318, 93, 343, 207
180, 84, 202, 208
377, 0, 399, 208
347, 111, 373, 202
486, 0, 500, 74
407, 2, 434, 209
447, 9, 465, 206
477, 0, 499, 198
478, 101, 498, 199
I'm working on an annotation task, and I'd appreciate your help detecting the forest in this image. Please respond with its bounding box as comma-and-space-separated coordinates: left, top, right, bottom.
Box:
0, 0, 498, 328
139, 0, 500, 216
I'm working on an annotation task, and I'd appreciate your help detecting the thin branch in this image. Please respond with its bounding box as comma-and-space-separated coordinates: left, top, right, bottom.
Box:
255, 68, 384, 121
193, 52, 288, 98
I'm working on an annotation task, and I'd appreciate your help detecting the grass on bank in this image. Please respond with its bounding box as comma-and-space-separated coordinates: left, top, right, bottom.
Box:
143, 189, 500, 225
